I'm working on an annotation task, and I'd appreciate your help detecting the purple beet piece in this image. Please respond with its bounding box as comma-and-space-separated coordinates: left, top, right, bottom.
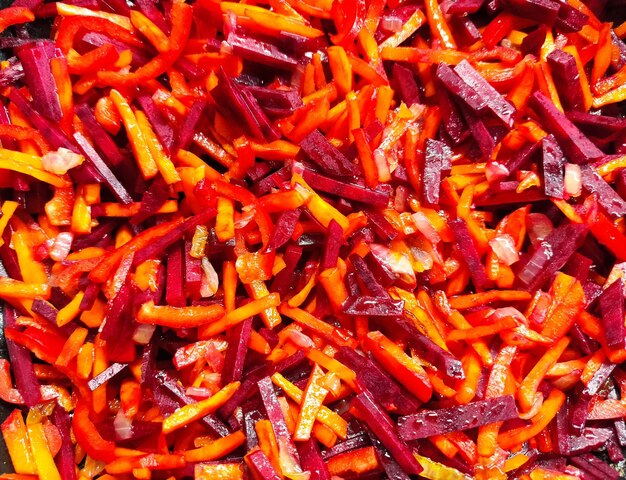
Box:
518, 223, 588, 292
349, 254, 389, 298
461, 104, 496, 159
569, 427, 614, 454
564, 253, 593, 283
271, 244, 303, 297
4, 306, 41, 407
31, 299, 59, 324
423, 138, 453, 204
570, 454, 619, 480
365, 425, 411, 480
567, 111, 626, 137
221, 319, 252, 384
15, 42, 62, 122
244, 409, 263, 450
529, 91, 604, 164
52, 406, 77, 480
130, 177, 171, 225
547, 50, 585, 112
75, 103, 126, 167
246, 86, 303, 118
454, 60, 516, 127
555, 2, 588, 32
335, 347, 420, 415
438, 91, 468, 145
436, 63, 488, 114
322, 432, 370, 459
365, 211, 398, 243
218, 351, 307, 421
300, 168, 389, 208
176, 100, 207, 151
136, 96, 175, 153
449, 218, 488, 290
397, 395, 518, 440
391, 64, 421, 106
343, 296, 404, 316
87, 363, 128, 391
390, 315, 465, 380
505, 0, 560, 24
351, 392, 423, 475
321, 219, 344, 270
299, 130, 358, 177
74, 132, 133, 204
267, 209, 301, 252
521, 25, 548, 55
258, 377, 302, 472
100, 280, 133, 343
599, 279, 626, 350
133, 209, 216, 266
246, 449, 282, 479
297, 439, 331, 480
542, 134, 565, 199
555, 400, 571, 454
227, 32, 299, 70
580, 165, 626, 219
444, 0, 484, 13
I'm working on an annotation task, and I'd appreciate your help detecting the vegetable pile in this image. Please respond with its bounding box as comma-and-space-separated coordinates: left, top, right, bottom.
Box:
0, 0, 625, 477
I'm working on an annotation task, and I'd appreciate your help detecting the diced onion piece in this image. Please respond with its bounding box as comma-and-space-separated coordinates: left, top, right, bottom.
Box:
564, 163, 582, 197
489, 234, 519, 265
370, 243, 417, 285
49, 232, 73, 262
132, 323, 156, 344
185, 387, 213, 400
234, 206, 256, 229
485, 161, 509, 182
200, 257, 219, 298
373, 148, 392, 182
381, 16, 403, 32
411, 212, 441, 244
527, 213, 554, 246
41, 148, 84, 175
113, 410, 133, 440
286, 329, 315, 349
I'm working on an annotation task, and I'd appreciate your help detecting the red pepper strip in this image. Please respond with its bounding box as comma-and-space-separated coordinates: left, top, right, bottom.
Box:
1, 410, 36, 475
518, 337, 570, 413
540, 274, 585, 341
481, 13, 516, 49
588, 211, 626, 261
97, 0, 192, 86
88, 217, 185, 283
55, 16, 143, 54
0, 360, 25, 404
0, 125, 49, 155
326, 446, 380, 477
330, 0, 365, 46
67, 44, 120, 75
0, 7, 34, 34
4, 326, 65, 365
498, 389, 566, 450
72, 400, 117, 463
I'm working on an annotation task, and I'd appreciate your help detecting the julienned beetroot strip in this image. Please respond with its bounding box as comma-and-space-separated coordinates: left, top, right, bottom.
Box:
0, 0, 625, 478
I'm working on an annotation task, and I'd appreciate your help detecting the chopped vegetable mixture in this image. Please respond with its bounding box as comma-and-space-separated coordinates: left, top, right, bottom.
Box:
0, 0, 625, 478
